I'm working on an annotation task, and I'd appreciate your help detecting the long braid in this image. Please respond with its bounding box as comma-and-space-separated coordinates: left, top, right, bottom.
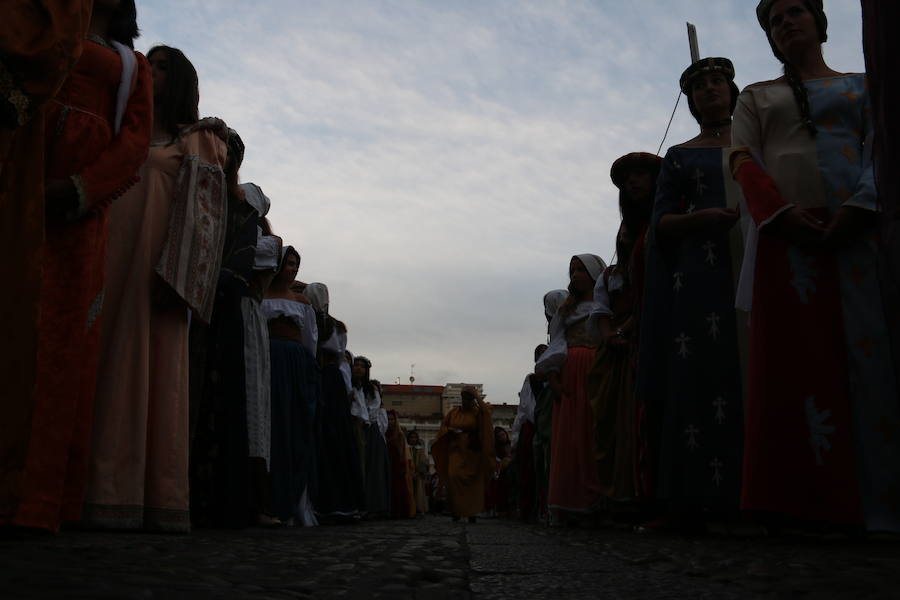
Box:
782, 61, 818, 137
760, 0, 825, 138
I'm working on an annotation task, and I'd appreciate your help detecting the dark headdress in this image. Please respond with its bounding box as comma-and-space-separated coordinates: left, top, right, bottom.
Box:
679, 57, 735, 94
610, 152, 663, 189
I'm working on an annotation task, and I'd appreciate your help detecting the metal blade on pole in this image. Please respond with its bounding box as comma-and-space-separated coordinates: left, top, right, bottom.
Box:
687, 22, 700, 63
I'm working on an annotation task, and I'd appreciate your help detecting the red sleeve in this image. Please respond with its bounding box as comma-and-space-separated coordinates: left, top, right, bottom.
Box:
73, 52, 152, 215
733, 157, 793, 228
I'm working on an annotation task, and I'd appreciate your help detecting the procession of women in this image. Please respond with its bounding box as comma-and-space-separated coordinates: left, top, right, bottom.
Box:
503, 0, 900, 535
1, 0, 898, 540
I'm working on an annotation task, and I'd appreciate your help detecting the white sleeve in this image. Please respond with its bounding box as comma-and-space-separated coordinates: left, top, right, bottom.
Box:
321, 330, 341, 353
350, 388, 369, 422
593, 270, 612, 314
300, 304, 318, 356
375, 408, 389, 438
511, 376, 535, 441
586, 271, 612, 342
253, 231, 281, 271
535, 311, 566, 374
340, 362, 353, 393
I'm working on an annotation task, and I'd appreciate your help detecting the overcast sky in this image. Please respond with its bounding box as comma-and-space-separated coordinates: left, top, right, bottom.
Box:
138, 1, 865, 405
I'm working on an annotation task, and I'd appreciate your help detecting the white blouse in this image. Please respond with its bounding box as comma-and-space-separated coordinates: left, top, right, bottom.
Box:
350, 388, 388, 439
261, 298, 318, 357
585, 268, 620, 341
323, 329, 353, 392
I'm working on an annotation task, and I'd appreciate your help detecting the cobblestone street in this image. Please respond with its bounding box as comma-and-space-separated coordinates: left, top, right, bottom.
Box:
2, 516, 899, 599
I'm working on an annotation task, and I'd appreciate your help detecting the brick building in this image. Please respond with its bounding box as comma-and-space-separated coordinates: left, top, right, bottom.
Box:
382, 382, 516, 461
381, 384, 445, 453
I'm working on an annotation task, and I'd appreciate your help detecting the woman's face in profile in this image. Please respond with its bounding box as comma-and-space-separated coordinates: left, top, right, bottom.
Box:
148, 50, 168, 100
623, 169, 654, 206
277, 253, 300, 284
568, 258, 593, 295
352, 361, 367, 378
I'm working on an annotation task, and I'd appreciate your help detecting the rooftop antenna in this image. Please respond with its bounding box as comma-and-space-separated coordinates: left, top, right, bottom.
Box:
657, 22, 700, 155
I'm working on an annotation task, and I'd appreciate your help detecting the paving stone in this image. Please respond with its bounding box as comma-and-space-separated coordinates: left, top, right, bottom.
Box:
2, 515, 899, 598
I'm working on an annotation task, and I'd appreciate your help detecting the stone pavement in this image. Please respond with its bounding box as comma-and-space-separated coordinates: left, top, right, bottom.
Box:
2, 516, 899, 599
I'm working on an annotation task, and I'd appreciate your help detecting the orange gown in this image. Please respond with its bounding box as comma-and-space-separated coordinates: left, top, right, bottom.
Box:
11, 40, 152, 532
431, 405, 494, 518
0, 0, 92, 527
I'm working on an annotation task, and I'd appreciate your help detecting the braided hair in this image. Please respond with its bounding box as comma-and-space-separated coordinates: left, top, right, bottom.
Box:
760, 0, 828, 138
781, 62, 817, 137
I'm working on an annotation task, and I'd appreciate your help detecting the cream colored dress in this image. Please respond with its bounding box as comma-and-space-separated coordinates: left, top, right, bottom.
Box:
84, 125, 227, 531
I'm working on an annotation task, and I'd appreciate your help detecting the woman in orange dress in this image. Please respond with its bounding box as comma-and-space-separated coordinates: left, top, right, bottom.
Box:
431, 387, 494, 522
385, 410, 414, 519
10, 0, 152, 533
407, 430, 430, 515
83, 46, 232, 532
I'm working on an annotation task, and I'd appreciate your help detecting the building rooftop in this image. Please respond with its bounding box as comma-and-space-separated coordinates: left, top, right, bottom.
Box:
382, 384, 445, 395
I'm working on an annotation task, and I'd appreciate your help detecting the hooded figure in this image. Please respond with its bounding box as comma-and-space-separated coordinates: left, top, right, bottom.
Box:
260, 245, 320, 526
241, 182, 280, 272
537, 254, 607, 519
304, 282, 329, 315
543, 289, 568, 322
235, 182, 281, 525
536, 255, 605, 376
309, 282, 366, 520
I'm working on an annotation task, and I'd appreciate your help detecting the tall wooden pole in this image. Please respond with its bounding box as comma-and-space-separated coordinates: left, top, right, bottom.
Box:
687, 22, 700, 63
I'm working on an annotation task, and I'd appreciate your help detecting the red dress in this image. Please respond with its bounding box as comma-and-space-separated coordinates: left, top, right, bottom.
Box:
10, 40, 151, 532
386, 429, 413, 518
0, 0, 92, 526
548, 314, 604, 513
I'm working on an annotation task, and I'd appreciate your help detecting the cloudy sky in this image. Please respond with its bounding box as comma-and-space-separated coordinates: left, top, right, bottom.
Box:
138, 1, 865, 405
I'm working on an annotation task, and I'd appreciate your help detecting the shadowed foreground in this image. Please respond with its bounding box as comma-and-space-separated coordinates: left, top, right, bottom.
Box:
2, 516, 899, 598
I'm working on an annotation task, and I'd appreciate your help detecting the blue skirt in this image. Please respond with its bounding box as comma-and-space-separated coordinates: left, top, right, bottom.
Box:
315, 365, 366, 517
269, 339, 320, 521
